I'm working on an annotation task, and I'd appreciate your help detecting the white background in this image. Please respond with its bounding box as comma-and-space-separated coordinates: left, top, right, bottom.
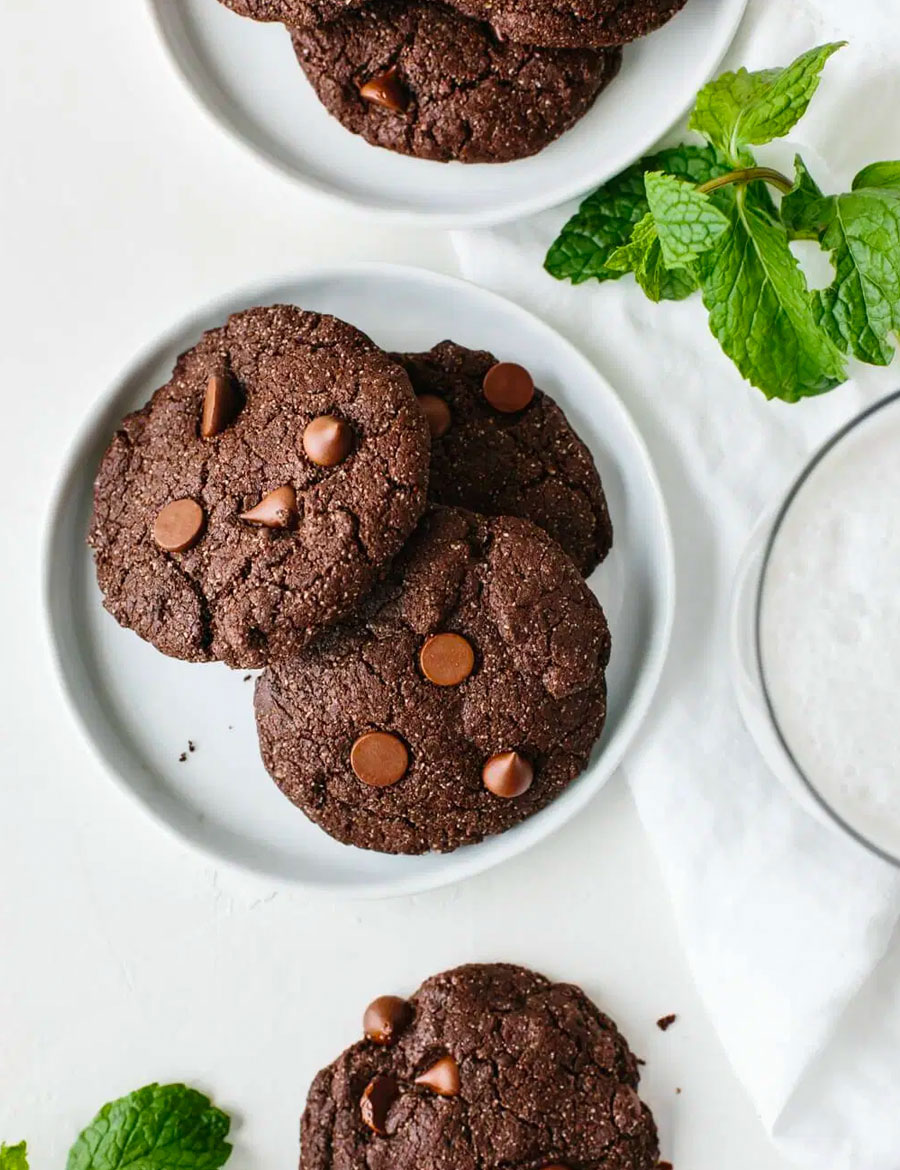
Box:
0, 2, 794, 1167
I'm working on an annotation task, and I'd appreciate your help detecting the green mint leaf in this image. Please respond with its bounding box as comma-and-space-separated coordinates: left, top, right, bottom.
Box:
66, 1084, 231, 1170
644, 171, 730, 267
607, 214, 699, 302
698, 185, 846, 400
690, 42, 845, 162
784, 155, 900, 365
0, 1143, 28, 1170
853, 161, 900, 191
545, 143, 729, 286
781, 154, 828, 239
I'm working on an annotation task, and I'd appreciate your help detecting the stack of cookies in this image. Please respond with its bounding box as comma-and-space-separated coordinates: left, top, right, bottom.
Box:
90, 305, 615, 854
214, 0, 689, 162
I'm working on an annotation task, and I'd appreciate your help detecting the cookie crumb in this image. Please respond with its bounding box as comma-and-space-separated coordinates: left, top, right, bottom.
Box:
659, 1161, 674, 1169
179, 752, 188, 763
657, 1014, 677, 1031
675, 1087, 682, 1095
244, 674, 252, 682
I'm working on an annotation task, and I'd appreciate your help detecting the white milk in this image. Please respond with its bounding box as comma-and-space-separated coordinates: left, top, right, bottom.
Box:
759, 396, 900, 860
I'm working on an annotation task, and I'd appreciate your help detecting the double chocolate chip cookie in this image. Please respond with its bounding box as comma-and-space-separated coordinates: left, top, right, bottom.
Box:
221, 0, 686, 48
292, 0, 622, 164
302, 963, 659, 1170
89, 305, 430, 669
255, 506, 610, 854
399, 341, 612, 576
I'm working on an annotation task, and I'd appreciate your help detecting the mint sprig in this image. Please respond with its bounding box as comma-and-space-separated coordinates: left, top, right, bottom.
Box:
546, 41, 900, 401
0, 1143, 29, 1170
66, 1084, 231, 1170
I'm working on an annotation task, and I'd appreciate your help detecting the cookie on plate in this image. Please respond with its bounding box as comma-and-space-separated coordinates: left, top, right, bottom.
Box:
301, 963, 659, 1170
254, 506, 610, 854
219, 0, 686, 49
291, 0, 622, 165
89, 305, 430, 669
398, 340, 612, 576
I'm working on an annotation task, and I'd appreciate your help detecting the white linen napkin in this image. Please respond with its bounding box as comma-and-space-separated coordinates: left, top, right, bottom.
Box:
453, 1, 900, 1165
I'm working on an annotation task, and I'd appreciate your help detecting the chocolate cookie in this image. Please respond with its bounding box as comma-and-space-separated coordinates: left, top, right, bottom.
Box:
89, 306, 430, 669
292, 0, 622, 165
219, 0, 685, 49
301, 963, 659, 1170
255, 506, 610, 853
398, 341, 612, 575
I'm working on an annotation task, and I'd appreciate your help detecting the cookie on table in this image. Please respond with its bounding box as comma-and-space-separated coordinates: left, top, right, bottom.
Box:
89, 305, 430, 669
255, 506, 610, 854
301, 963, 659, 1170
291, 0, 622, 165
397, 340, 612, 576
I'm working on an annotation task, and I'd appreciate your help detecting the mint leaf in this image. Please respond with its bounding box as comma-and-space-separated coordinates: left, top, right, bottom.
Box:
781, 154, 828, 239
0, 1143, 28, 1170
699, 185, 846, 400
644, 171, 730, 267
67, 1084, 231, 1170
545, 143, 729, 286
607, 214, 699, 302
690, 43, 845, 162
853, 161, 900, 191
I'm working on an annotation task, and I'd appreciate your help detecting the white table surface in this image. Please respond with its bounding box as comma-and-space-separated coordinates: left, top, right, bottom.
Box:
0, 2, 794, 1167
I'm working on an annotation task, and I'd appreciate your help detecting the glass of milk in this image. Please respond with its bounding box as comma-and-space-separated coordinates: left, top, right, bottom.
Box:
731, 391, 900, 867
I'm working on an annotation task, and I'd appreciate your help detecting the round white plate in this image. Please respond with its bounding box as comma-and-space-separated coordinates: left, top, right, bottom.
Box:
44, 265, 674, 897
148, 0, 747, 226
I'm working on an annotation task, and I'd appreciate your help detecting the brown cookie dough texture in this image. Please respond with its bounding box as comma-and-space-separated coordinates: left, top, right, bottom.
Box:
219, 0, 687, 49
89, 305, 430, 669
254, 506, 610, 854
292, 0, 623, 164
399, 340, 613, 576
301, 963, 659, 1170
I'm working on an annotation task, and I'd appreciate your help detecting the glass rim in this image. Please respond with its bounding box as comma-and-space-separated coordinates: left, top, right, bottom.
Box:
754, 388, 900, 870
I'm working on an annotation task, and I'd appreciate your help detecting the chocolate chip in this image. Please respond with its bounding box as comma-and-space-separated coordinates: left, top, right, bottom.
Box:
482, 751, 533, 798
363, 996, 413, 1045
303, 415, 353, 467
419, 633, 475, 687
417, 394, 451, 438
201, 371, 242, 438
360, 1074, 398, 1135
483, 362, 534, 413
239, 485, 298, 528
351, 731, 409, 787
414, 1054, 460, 1096
359, 64, 409, 112
612, 1085, 644, 1134
153, 498, 205, 553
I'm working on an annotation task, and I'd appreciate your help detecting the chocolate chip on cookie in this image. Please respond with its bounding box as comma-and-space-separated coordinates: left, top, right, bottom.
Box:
398, 340, 613, 576
89, 305, 430, 668
292, 0, 622, 165
254, 507, 610, 854
300, 964, 659, 1170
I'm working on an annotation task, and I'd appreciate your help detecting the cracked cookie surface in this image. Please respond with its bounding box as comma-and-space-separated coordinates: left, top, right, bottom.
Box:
301, 963, 659, 1170
89, 305, 430, 669
255, 506, 610, 853
291, 0, 622, 164
398, 340, 612, 576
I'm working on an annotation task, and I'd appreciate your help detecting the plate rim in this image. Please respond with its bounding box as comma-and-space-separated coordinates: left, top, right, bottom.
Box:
144, 0, 749, 228
42, 262, 676, 898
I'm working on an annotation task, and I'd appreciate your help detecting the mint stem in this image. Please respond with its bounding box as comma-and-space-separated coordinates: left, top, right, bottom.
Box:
697, 166, 794, 196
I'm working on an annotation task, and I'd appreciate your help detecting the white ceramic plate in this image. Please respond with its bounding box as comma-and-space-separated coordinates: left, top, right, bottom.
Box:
44, 265, 674, 896
148, 0, 747, 226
